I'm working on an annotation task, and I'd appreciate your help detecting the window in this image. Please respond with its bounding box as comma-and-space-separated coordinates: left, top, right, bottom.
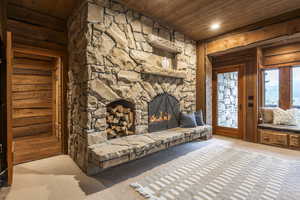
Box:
263, 69, 279, 107
292, 66, 300, 108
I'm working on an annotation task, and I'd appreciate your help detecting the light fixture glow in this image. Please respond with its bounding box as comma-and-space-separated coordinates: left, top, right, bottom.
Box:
211, 23, 220, 30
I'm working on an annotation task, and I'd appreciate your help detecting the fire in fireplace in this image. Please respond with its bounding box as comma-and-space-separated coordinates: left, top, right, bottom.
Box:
106, 100, 135, 139
149, 112, 172, 123
148, 93, 180, 132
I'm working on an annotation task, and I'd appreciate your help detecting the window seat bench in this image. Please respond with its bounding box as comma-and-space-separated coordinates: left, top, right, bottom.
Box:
87, 125, 212, 175
258, 124, 300, 150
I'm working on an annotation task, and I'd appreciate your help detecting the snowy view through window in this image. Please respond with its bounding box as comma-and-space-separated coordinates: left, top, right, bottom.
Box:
293, 67, 300, 108
264, 69, 279, 107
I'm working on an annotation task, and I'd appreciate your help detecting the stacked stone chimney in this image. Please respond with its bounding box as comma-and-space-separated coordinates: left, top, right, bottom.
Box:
67, 0, 197, 171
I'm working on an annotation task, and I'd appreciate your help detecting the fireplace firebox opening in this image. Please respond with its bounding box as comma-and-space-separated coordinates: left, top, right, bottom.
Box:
148, 93, 180, 132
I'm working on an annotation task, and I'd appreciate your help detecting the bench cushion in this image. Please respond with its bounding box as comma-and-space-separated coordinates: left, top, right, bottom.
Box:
180, 113, 197, 128
258, 123, 300, 133
261, 107, 274, 123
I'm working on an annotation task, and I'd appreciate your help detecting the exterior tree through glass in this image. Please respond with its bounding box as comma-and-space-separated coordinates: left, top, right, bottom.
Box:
264, 69, 279, 107
293, 66, 300, 108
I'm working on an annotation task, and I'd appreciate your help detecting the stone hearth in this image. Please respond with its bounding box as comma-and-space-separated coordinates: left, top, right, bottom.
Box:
88, 125, 212, 174
67, 0, 198, 172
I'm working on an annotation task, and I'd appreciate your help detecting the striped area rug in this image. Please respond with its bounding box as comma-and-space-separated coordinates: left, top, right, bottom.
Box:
130, 145, 300, 200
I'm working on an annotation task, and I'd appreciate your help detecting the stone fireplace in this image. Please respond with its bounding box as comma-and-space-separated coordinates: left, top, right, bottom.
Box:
148, 93, 180, 132
67, 0, 197, 172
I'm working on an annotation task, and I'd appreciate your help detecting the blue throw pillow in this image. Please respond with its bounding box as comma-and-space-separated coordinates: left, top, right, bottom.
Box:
180, 112, 197, 128
194, 110, 205, 126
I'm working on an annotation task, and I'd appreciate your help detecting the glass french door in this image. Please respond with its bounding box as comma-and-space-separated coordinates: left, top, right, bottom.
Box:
212, 65, 245, 139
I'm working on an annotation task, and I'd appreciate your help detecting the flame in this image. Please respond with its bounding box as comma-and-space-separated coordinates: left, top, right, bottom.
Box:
150, 112, 172, 123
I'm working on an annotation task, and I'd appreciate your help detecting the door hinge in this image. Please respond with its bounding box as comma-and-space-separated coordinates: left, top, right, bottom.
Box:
0, 144, 3, 154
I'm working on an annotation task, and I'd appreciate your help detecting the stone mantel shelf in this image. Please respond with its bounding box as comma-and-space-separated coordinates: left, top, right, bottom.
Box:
141, 64, 186, 79
147, 34, 182, 54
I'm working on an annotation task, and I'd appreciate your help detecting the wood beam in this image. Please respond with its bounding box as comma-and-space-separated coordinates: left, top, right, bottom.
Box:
196, 42, 206, 117
206, 18, 300, 55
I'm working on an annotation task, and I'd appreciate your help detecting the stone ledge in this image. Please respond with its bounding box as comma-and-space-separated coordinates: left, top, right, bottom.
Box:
88, 125, 212, 174
141, 64, 186, 79
147, 34, 182, 54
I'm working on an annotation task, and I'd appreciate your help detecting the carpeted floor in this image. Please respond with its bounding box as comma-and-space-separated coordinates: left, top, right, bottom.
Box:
1, 136, 300, 200
131, 145, 300, 200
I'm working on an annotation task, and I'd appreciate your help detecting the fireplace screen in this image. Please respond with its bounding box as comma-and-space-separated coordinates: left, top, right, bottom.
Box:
148, 93, 180, 132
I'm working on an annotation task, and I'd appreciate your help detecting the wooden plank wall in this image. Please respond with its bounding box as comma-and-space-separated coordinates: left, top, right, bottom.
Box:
7, 3, 67, 51
6, 3, 68, 157
11, 51, 63, 164
263, 42, 300, 66
12, 52, 54, 139
211, 49, 258, 142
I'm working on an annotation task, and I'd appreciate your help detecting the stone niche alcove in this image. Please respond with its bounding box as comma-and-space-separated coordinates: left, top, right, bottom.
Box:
106, 100, 135, 139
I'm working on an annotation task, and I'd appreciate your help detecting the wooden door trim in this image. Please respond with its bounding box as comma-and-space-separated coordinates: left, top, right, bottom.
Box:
259, 65, 297, 110
260, 61, 300, 69
11, 43, 68, 154
279, 67, 292, 109
212, 64, 246, 139
6, 32, 13, 185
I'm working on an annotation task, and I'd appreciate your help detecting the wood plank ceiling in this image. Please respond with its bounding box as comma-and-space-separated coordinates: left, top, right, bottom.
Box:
7, 0, 300, 41
120, 0, 300, 40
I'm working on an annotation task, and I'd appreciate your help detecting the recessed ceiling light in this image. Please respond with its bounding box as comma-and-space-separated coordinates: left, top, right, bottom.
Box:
211, 23, 220, 30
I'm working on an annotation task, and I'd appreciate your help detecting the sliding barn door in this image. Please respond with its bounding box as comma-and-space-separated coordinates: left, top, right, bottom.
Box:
11, 47, 61, 164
